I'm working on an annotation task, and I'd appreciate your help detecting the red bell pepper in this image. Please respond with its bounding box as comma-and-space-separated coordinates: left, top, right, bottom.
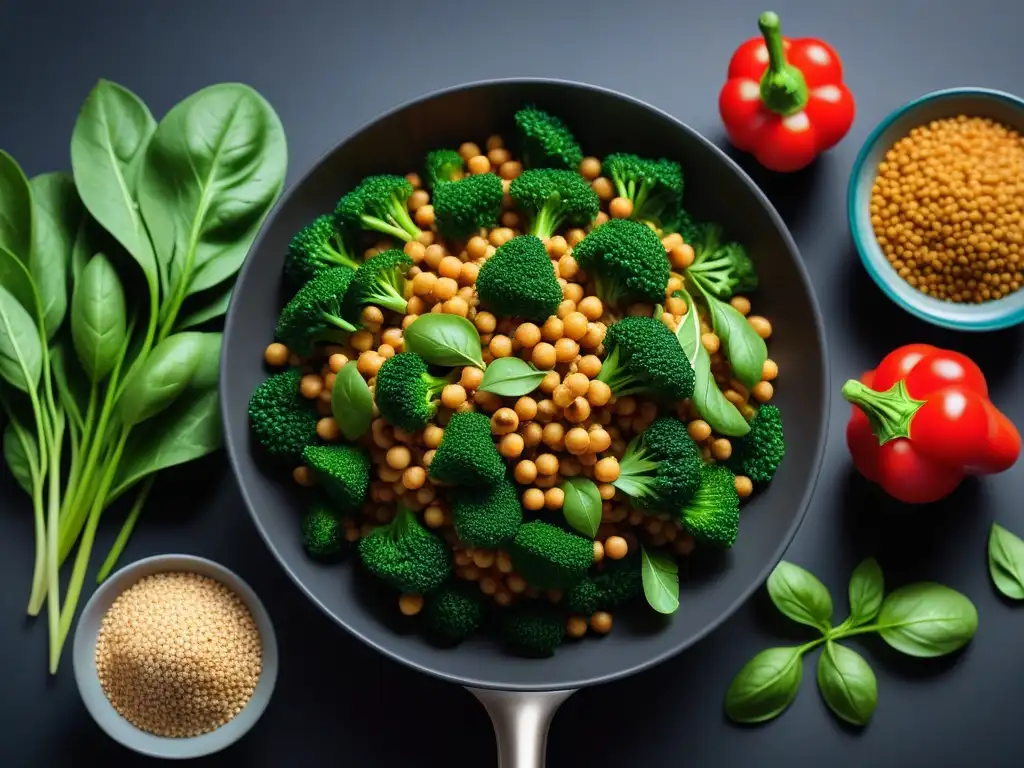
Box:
718, 11, 856, 173
842, 344, 1021, 504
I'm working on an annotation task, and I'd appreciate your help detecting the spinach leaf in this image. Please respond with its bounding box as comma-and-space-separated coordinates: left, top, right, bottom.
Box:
816, 641, 877, 726
0, 283, 43, 393
331, 361, 373, 441
175, 283, 233, 331
117, 332, 205, 426
641, 545, 679, 614
560, 477, 602, 538
478, 357, 546, 396
30, 172, 84, 339
848, 557, 885, 626
0, 244, 38, 319
767, 560, 834, 633
0, 150, 34, 260
404, 314, 485, 369
70, 253, 126, 384
137, 84, 287, 300
988, 523, 1024, 600
3, 419, 38, 496
875, 582, 978, 658
70, 80, 158, 287
675, 289, 749, 437
184, 332, 222, 393
702, 290, 767, 390
725, 646, 803, 724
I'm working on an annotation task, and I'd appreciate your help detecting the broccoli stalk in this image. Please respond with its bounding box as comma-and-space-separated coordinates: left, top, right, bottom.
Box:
248, 368, 320, 464
728, 404, 785, 485
596, 316, 695, 400
302, 504, 345, 560
342, 249, 412, 318
509, 169, 599, 240
302, 444, 371, 513
374, 353, 457, 432
433, 173, 504, 239
684, 222, 758, 300
514, 107, 584, 170
612, 420, 703, 512
602, 154, 684, 231
475, 235, 562, 322
680, 464, 740, 548
285, 214, 360, 287
358, 506, 452, 594
275, 267, 360, 355
571, 219, 670, 308
424, 149, 465, 189
335, 174, 423, 242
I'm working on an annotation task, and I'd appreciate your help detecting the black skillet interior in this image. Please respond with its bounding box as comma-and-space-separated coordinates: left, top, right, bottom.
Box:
221, 80, 829, 692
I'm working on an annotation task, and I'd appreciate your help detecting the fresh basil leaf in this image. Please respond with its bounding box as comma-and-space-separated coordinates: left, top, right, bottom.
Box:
404, 314, 485, 369
988, 523, 1024, 600
29, 172, 84, 339
767, 560, 834, 633
0, 282, 43, 393
848, 557, 885, 626
0, 150, 34, 261
725, 646, 803, 724
3, 419, 38, 496
70, 80, 158, 288
675, 289, 749, 437
703, 292, 767, 390
876, 582, 978, 658
70, 253, 127, 384
0, 244, 38, 320
478, 356, 546, 396
117, 332, 205, 426
560, 477, 602, 538
331, 361, 373, 441
816, 641, 877, 726
641, 545, 679, 614
137, 83, 287, 301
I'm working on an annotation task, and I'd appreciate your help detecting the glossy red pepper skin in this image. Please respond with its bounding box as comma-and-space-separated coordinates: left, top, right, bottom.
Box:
719, 12, 855, 173
843, 345, 1021, 504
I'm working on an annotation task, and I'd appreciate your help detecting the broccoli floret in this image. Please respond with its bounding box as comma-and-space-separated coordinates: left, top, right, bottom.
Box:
342, 249, 412, 318
500, 603, 566, 656
728, 405, 785, 485
452, 477, 523, 548
275, 267, 359, 355
602, 154, 684, 231
248, 368, 319, 463
284, 214, 360, 287
514, 107, 583, 170
596, 316, 695, 401
428, 411, 505, 487
335, 174, 423, 243
425, 149, 464, 189
302, 504, 345, 560
475, 235, 562, 322
680, 464, 740, 548
565, 554, 643, 614
422, 581, 484, 643
302, 444, 371, 513
684, 222, 758, 300
433, 173, 504, 239
612, 423, 703, 512
673, 208, 701, 244
374, 353, 455, 432
358, 506, 452, 594
510, 521, 593, 590
509, 169, 599, 240
570, 219, 670, 307
640, 417, 697, 460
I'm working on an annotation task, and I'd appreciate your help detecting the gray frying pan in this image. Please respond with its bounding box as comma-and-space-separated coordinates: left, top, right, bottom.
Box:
221, 79, 829, 767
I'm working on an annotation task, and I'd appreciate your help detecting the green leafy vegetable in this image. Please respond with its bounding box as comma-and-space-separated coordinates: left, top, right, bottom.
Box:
70, 253, 126, 384
988, 522, 1024, 600
331, 361, 373, 441
0, 149, 34, 259
641, 545, 679, 615
816, 641, 877, 726
0, 283, 43, 393
403, 314, 485, 369
847, 556, 884, 626
874, 583, 978, 658
767, 560, 833, 634
560, 477, 602, 538
699, 286, 767, 390
29, 172, 83, 339
478, 356, 545, 396
725, 646, 803, 724
3, 420, 37, 496
117, 333, 204, 427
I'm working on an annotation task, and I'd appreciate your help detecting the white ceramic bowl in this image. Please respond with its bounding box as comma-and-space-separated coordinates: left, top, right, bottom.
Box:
72, 554, 279, 760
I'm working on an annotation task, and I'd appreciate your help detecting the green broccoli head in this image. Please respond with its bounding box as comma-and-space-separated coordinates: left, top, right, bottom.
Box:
641, 417, 697, 460
596, 316, 695, 401
452, 476, 523, 548
680, 464, 740, 548
433, 172, 504, 239
602, 154, 684, 231
510, 521, 593, 590
684, 222, 758, 300
342, 249, 412, 318
275, 267, 360, 355
728, 405, 785, 485
284, 214, 360, 287
571, 219, 670, 307
358, 506, 452, 594
428, 411, 505, 487
374, 353, 454, 432
302, 503, 345, 560
475, 235, 562, 323
248, 368, 319, 464
613, 430, 703, 513
302, 444, 371, 513
425, 149, 464, 189
673, 208, 701, 244
500, 603, 566, 656
334, 174, 423, 243
422, 581, 484, 643
565, 553, 643, 614
509, 169, 599, 240
514, 107, 583, 170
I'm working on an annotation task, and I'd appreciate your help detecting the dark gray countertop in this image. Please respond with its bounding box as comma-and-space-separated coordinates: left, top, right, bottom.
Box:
2, 0, 1022, 765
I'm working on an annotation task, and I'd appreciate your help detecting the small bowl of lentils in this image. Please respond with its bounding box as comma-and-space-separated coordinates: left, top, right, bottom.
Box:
73, 554, 278, 759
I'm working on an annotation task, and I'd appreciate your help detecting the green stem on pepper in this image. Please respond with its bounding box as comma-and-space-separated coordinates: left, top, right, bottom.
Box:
841, 379, 925, 445
757, 11, 809, 116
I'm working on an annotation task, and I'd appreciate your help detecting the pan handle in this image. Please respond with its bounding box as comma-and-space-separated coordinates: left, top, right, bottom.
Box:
467, 687, 576, 768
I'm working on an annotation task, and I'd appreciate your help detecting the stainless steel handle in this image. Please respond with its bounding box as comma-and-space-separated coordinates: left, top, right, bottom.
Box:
468, 687, 576, 768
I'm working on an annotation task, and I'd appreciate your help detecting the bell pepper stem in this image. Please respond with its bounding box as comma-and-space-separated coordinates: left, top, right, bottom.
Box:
841, 379, 925, 445
758, 11, 809, 116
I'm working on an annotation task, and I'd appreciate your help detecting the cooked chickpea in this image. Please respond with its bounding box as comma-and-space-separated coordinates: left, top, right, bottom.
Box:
459, 141, 481, 160
399, 594, 424, 616
408, 189, 431, 212
564, 372, 590, 396
523, 488, 546, 511
567, 615, 589, 639
762, 359, 779, 381
748, 315, 773, 338
485, 146, 510, 167
414, 205, 435, 227
584, 380, 610, 408
443, 297, 469, 317
701, 332, 721, 355
577, 296, 603, 321
539, 371, 561, 394
564, 283, 584, 304
544, 487, 565, 510
423, 506, 445, 528
541, 316, 564, 341
735, 475, 754, 498
383, 445, 410, 470
711, 438, 733, 461
467, 154, 491, 175
561, 312, 588, 342
594, 457, 620, 483
499, 433, 525, 459
474, 390, 501, 413
471, 313, 496, 336
547, 235, 569, 258
300, 373, 324, 399
591, 176, 614, 200
588, 427, 612, 453
406, 296, 426, 316
565, 397, 591, 424
314, 417, 338, 442
542, 422, 566, 451
531, 342, 557, 370
489, 227, 515, 247
535, 399, 557, 423
423, 425, 444, 449
605, 536, 628, 560
402, 466, 426, 490
668, 242, 694, 269
491, 408, 519, 435
554, 337, 579, 363
357, 351, 383, 377
536, 453, 559, 476
687, 419, 712, 442
552, 384, 575, 409
292, 465, 313, 487
578, 355, 602, 379
615, 396, 637, 416
438, 255, 462, 279
752, 381, 775, 403
422, 448, 436, 467
498, 159, 522, 180
567, 228, 586, 246
565, 427, 591, 455
264, 342, 289, 367
556, 254, 579, 280
609, 197, 633, 219
489, 335, 513, 358
431, 276, 457, 302
513, 396, 538, 422
515, 460, 538, 484
729, 295, 752, 315
515, 323, 541, 348
579, 156, 602, 180
350, 329, 374, 352
556, 299, 576, 319
434, 384, 463, 409
590, 611, 613, 634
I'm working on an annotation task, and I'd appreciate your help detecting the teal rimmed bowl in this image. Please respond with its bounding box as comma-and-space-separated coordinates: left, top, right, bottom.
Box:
848, 87, 1024, 331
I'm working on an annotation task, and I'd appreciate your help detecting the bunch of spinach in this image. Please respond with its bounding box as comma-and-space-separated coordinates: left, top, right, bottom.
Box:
0, 79, 287, 672
725, 559, 978, 726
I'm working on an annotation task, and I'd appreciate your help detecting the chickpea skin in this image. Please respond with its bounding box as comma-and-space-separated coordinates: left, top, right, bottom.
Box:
544, 487, 565, 510
577, 296, 603, 321
532, 342, 557, 370
590, 611, 613, 634
609, 197, 633, 219
594, 457, 620, 483
264, 342, 289, 367
523, 488, 546, 511
515, 460, 538, 484
688, 420, 712, 442
500, 433, 525, 459
441, 384, 467, 408
555, 337, 580, 363
567, 616, 589, 639
489, 335, 513, 358
515, 323, 542, 348
578, 355, 602, 378
752, 381, 775, 402
515, 396, 538, 422
491, 408, 520, 435
565, 397, 591, 424
762, 359, 779, 381
579, 156, 602, 179
403, 466, 426, 490
711, 438, 733, 461
748, 315, 773, 339
565, 427, 591, 455
536, 453, 560, 476
300, 374, 324, 399
605, 536, 628, 560
399, 594, 424, 616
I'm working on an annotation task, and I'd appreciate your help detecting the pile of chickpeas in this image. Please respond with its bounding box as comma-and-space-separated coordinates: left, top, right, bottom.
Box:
263, 134, 779, 640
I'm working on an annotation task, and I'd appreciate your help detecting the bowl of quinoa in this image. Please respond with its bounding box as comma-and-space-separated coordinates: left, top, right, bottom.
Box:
849, 87, 1024, 330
